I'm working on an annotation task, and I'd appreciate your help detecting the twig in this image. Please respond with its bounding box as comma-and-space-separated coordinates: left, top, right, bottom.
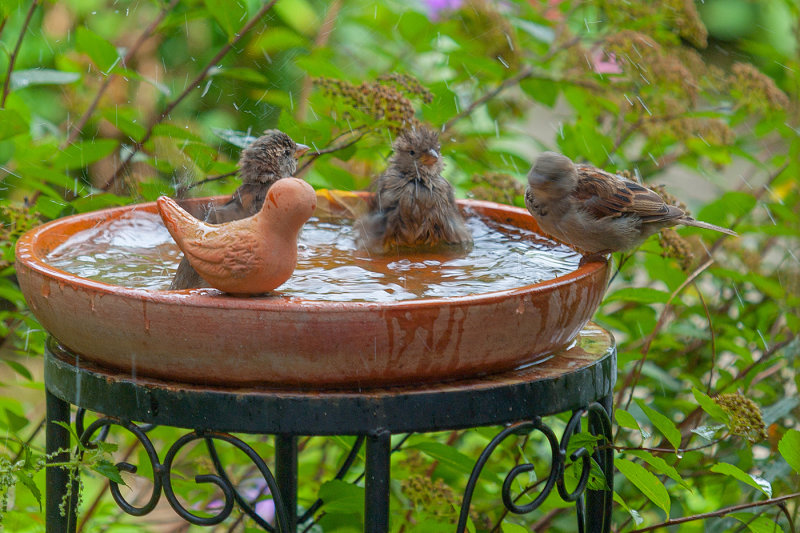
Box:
1, 0, 39, 108
63, 0, 180, 147
101, 0, 279, 192
296, 129, 369, 175
627, 491, 800, 533
707, 160, 790, 255
183, 170, 238, 191
0, 16, 8, 40
443, 65, 532, 132
295, 0, 341, 122
695, 285, 716, 394
616, 258, 715, 410
77, 439, 140, 532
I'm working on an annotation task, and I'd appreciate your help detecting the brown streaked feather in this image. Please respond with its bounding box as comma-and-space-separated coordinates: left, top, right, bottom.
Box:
574, 166, 683, 224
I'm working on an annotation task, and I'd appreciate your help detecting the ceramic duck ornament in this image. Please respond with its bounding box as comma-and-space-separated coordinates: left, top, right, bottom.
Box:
158, 177, 317, 295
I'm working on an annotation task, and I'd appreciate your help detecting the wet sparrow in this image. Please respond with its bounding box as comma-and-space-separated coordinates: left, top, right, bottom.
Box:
524, 152, 736, 260
357, 126, 472, 253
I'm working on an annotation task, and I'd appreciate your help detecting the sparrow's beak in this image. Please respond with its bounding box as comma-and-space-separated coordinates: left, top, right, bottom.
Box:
419, 148, 440, 167
294, 143, 310, 159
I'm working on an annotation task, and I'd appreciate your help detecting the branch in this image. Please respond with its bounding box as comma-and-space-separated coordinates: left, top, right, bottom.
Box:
628, 492, 800, 533
185, 170, 238, 190
101, 0, 279, 191
443, 65, 533, 132
295, 0, 340, 122
1, 0, 39, 108
63, 0, 180, 147
616, 258, 715, 410
296, 129, 369, 175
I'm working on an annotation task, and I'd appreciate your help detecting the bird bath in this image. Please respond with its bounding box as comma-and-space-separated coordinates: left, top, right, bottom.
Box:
16, 193, 609, 388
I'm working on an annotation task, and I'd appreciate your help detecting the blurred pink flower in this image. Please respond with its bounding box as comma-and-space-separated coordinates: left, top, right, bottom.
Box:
543, 0, 565, 21
592, 50, 622, 75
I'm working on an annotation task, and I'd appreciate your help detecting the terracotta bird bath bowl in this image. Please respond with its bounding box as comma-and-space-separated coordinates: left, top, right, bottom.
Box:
16, 194, 609, 388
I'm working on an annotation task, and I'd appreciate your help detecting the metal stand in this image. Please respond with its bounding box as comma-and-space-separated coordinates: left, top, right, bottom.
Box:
44, 324, 616, 533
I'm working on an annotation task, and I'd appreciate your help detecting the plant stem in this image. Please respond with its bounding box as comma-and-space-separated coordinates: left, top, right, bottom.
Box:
63, 0, 180, 147
1, 0, 39, 108
443, 66, 533, 132
627, 492, 800, 533
616, 257, 714, 410
295, 0, 341, 122
101, 0, 279, 192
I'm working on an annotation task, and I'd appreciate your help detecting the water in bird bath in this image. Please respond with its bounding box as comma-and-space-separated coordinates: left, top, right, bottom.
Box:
45, 210, 581, 301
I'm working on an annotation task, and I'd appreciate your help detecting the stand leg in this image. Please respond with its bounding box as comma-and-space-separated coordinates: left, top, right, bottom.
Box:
364, 430, 391, 533
46, 390, 77, 533
586, 395, 614, 533
275, 435, 298, 531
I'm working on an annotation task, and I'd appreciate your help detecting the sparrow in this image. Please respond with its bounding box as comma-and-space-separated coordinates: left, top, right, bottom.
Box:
524, 152, 737, 259
170, 130, 309, 289
158, 178, 317, 295
357, 126, 472, 253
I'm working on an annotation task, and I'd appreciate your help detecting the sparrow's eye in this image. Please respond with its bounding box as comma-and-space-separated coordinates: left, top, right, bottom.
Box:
409, 150, 416, 156
284, 149, 291, 156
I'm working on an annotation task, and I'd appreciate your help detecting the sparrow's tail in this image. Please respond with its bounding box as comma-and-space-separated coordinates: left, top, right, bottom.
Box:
680, 217, 738, 236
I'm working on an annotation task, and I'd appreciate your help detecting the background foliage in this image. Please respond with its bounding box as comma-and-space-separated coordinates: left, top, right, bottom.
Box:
0, 0, 798, 531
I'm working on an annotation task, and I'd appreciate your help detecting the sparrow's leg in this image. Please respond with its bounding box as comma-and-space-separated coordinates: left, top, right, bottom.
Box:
579, 251, 611, 267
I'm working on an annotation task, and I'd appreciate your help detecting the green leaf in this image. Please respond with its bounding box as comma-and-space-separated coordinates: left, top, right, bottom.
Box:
209, 66, 269, 84
52, 140, 118, 169
249, 27, 307, 54
152, 124, 203, 143
15, 472, 42, 511
779, 430, 800, 474
101, 108, 146, 141
616, 458, 671, 517
615, 409, 642, 433
91, 460, 126, 485
408, 441, 479, 476
10, 69, 81, 91
635, 400, 682, 451
0, 109, 28, 141
692, 388, 730, 424
710, 463, 772, 497
75, 27, 120, 73
520, 77, 560, 107
274, 0, 320, 36
318, 480, 364, 515
69, 194, 131, 214
730, 512, 785, 533
625, 450, 691, 491
5, 407, 29, 432
4, 360, 33, 382
604, 288, 671, 304
204, 0, 247, 39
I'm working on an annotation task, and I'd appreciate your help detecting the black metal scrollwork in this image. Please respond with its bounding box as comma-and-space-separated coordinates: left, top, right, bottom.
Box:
76, 417, 290, 532
456, 402, 612, 533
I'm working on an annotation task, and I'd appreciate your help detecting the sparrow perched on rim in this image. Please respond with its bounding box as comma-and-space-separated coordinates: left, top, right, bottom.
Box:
169, 130, 309, 289
357, 126, 472, 253
524, 152, 737, 259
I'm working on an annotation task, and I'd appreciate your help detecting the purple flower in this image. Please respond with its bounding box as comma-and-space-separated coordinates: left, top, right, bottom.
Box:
425, 0, 462, 19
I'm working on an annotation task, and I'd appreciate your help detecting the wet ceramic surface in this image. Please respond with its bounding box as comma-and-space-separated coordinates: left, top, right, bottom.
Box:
16, 194, 609, 388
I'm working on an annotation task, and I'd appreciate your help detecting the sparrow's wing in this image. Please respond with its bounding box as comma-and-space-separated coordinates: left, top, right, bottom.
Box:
573, 166, 683, 224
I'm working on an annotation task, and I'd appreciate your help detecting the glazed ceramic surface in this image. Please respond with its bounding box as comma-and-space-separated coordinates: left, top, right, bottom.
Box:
16, 194, 609, 388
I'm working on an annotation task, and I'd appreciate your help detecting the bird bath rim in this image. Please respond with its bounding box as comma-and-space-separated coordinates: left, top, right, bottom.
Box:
15, 192, 610, 388
16, 194, 606, 310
